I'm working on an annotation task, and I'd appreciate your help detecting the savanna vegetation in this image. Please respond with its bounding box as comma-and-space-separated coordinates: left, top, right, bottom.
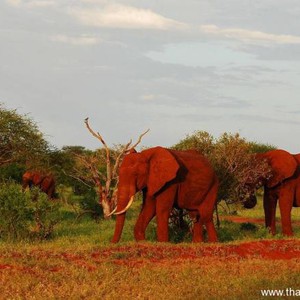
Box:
0, 104, 299, 299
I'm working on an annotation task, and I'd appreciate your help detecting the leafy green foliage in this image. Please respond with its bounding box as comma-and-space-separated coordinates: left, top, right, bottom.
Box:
78, 188, 103, 221
173, 131, 214, 157
0, 163, 25, 183
0, 183, 61, 241
0, 104, 50, 168
29, 187, 62, 239
173, 131, 272, 203
0, 182, 32, 240
49, 146, 92, 194
169, 208, 193, 243
249, 141, 277, 153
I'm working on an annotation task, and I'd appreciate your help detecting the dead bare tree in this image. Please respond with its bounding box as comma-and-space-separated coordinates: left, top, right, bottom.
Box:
83, 118, 149, 218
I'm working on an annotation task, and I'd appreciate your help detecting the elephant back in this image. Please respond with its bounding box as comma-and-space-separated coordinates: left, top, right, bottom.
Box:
261, 149, 298, 188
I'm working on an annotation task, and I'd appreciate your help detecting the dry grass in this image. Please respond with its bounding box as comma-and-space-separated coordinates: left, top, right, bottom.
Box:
1, 240, 300, 299
0, 199, 300, 299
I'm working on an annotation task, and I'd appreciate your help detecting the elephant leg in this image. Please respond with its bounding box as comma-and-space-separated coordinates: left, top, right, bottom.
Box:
192, 220, 204, 243
198, 180, 218, 243
278, 190, 294, 236
263, 189, 277, 235
188, 212, 204, 242
155, 185, 177, 242
47, 185, 55, 198
205, 220, 218, 243
134, 195, 156, 241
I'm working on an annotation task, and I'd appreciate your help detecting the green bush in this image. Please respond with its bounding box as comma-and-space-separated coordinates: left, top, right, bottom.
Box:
78, 188, 103, 221
169, 208, 192, 243
0, 182, 31, 240
0, 163, 25, 183
0, 183, 61, 241
173, 131, 272, 204
29, 187, 62, 239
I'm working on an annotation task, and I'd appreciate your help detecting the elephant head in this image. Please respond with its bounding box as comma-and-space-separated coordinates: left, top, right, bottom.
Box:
111, 147, 180, 243
243, 193, 257, 209
22, 171, 41, 189
242, 149, 298, 208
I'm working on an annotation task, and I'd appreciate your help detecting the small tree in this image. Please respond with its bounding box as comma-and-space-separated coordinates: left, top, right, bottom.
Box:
212, 133, 272, 203
174, 131, 273, 204
81, 118, 149, 218
173, 131, 214, 157
0, 104, 50, 168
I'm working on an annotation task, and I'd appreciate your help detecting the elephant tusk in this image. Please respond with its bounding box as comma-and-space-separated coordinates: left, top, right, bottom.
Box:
114, 196, 134, 215
106, 206, 117, 217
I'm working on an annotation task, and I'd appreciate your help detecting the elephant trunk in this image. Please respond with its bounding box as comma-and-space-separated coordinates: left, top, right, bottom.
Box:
111, 213, 126, 243
110, 187, 136, 243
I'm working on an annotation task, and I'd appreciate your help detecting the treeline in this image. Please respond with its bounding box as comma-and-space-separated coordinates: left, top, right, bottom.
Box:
1, 104, 275, 216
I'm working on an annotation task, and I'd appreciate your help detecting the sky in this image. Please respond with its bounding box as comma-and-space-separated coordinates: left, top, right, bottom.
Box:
1, 0, 300, 152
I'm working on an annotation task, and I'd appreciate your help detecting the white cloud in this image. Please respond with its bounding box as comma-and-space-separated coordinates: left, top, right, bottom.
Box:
200, 25, 300, 45
80, 0, 108, 3
27, 1, 56, 8
68, 4, 187, 30
50, 34, 100, 46
6, 0, 55, 8
6, 0, 22, 7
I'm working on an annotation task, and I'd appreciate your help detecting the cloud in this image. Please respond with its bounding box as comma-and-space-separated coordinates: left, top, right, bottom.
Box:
50, 34, 100, 46
232, 114, 300, 125
68, 4, 187, 30
27, 1, 55, 8
80, 0, 108, 3
200, 24, 300, 45
6, 0, 55, 8
6, 0, 22, 7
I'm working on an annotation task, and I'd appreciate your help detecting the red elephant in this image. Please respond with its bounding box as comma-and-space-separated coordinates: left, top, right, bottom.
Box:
22, 171, 56, 198
243, 149, 300, 236
110, 147, 219, 243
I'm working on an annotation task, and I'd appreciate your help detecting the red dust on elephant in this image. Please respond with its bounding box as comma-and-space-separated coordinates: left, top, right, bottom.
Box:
243, 149, 300, 236
22, 171, 56, 199
110, 146, 219, 243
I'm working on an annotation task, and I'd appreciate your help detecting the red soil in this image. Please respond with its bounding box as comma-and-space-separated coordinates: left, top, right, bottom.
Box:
1, 240, 299, 273
91, 239, 300, 266
221, 215, 300, 225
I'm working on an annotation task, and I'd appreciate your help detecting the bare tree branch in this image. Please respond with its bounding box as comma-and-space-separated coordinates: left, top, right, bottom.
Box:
129, 129, 150, 151
83, 117, 150, 217
112, 140, 132, 180
62, 169, 93, 188
84, 118, 112, 196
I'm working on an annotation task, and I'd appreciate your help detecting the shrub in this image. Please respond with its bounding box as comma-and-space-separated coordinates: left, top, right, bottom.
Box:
0, 182, 31, 240
78, 188, 103, 221
211, 133, 271, 203
0, 163, 25, 183
29, 187, 62, 239
173, 131, 272, 204
169, 208, 192, 243
0, 182, 61, 241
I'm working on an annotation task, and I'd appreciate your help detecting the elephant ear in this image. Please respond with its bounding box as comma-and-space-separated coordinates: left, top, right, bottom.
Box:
261, 149, 298, 188
147, 147, 179, 197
